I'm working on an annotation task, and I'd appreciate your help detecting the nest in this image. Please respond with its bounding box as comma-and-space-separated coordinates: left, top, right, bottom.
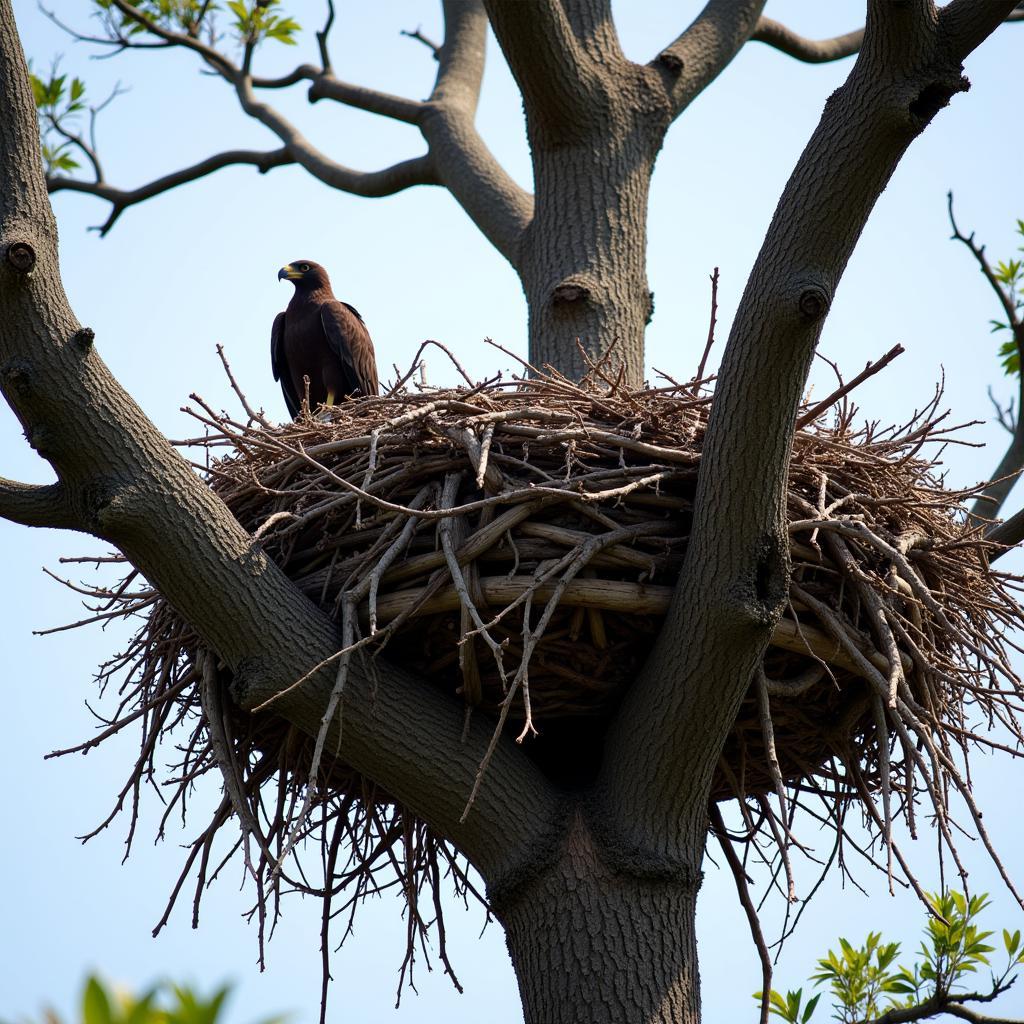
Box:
55, 349, 1024, 1004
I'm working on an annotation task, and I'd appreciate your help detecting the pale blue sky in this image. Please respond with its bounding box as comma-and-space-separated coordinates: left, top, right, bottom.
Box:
3, 2, 1024, 1022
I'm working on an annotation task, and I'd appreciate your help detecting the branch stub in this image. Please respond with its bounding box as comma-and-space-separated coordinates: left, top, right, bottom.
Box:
657, 52, 685, 76
73, 327, 96, 350
798, 285, 830, 323
5, 241, 36, 274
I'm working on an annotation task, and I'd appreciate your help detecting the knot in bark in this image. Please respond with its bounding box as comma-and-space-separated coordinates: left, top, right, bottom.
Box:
72, 327, 95, 350
798, 283, 831, 323
1, 357, 34, 398
5, 241, 36, 274
28, 424, 55, 458
551, 281, 592, 307
657, 51, 684, 76
908, 75, 968, 129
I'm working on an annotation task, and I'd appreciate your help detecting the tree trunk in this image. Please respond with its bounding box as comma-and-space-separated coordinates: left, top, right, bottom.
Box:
520, 126, 659, 385
497, 815, 702, 1024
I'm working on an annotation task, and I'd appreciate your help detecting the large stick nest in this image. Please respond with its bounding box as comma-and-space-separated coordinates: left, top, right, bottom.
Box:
58, 353, 1024, 1000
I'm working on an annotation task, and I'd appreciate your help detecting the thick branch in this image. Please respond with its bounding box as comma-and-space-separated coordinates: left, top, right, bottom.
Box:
250, 65, 425, 125
941, 0, 1024, 61
987, 506, 1024, 557
48, 147, 295, 236
653, 0, 766, 119
599, 0, 1017, 867
306, 73, 424, 123
1, 0, 558, 892
483, 0, 620, 142
419, 0, 532, 264
0, 477, 76, 529
751, 16, 862, 63
232, 77, 439, 196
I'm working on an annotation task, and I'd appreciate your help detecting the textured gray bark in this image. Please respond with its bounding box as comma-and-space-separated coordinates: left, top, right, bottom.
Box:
4, 3, 1019, 1023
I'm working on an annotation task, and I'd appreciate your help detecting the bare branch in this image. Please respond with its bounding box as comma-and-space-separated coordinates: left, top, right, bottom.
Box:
751, 16, 862, 63
315, 0, 336, 71
402, 25, 442, 60
0, 478, 76, 530
796, 344, 905, 429
652, 0, 766, 120
948, 192, 1022, 330
232, 77, 439, 195
307, 74, 425, 125
48, 147, 296, 236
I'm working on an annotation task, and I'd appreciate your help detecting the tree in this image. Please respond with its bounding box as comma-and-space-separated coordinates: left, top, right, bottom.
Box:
3, 3, 1024, 1024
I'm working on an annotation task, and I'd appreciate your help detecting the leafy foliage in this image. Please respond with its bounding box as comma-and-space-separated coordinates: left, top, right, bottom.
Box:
93, 1, 300, 48
991, 219, 1024, 377
29, 62, 87, 174
755, 890, 1024, 1023
6, 975, 287, 1024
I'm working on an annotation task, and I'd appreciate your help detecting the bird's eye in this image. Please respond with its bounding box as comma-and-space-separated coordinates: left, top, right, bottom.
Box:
300, 263, 310, 272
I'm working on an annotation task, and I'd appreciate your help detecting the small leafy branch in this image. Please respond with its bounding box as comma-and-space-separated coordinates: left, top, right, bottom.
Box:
755, 890, 1024, 1023
989, 219, 1024, 377
92, 1, 300, 53
30, 61, 90, 175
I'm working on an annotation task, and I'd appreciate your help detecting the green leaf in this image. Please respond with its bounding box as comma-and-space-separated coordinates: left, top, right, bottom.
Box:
801, 993, 820, 1023
82, 978, 114, 1024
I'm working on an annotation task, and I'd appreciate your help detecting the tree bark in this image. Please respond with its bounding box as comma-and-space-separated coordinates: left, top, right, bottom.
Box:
519, 103, 663, 384
497, 814, 702, 1024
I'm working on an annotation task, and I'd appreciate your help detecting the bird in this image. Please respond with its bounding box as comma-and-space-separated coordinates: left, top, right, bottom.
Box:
271, 260, 379, 419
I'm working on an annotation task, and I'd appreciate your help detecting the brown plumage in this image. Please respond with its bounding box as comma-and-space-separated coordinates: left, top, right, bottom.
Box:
271, 260, 379, 419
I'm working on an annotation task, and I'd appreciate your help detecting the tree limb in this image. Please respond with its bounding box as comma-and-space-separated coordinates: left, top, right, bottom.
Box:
652, 0, 767, 120
947, 192, 1024, 521
483, 0, 621, 143
751, 17, 862, 63
1, 0, 559, 895
0, 477, 76, 530
420, 0, 533, 264
306, 74, 425, 124
599, 0, 1018, 871
48, 147, 296, 236
231, 76, 440, 195
986, 506, 1024, 558
940, 0, 1024, 61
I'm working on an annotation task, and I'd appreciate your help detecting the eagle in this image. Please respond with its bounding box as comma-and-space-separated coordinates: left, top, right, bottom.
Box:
271, 260, 379, 419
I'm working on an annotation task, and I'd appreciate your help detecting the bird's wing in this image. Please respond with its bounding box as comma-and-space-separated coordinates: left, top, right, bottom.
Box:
320, 300, 379, 397
270, 310, 300, 419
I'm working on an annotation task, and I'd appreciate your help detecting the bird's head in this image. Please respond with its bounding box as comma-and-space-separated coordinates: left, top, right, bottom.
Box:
278, 261, 331, 291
